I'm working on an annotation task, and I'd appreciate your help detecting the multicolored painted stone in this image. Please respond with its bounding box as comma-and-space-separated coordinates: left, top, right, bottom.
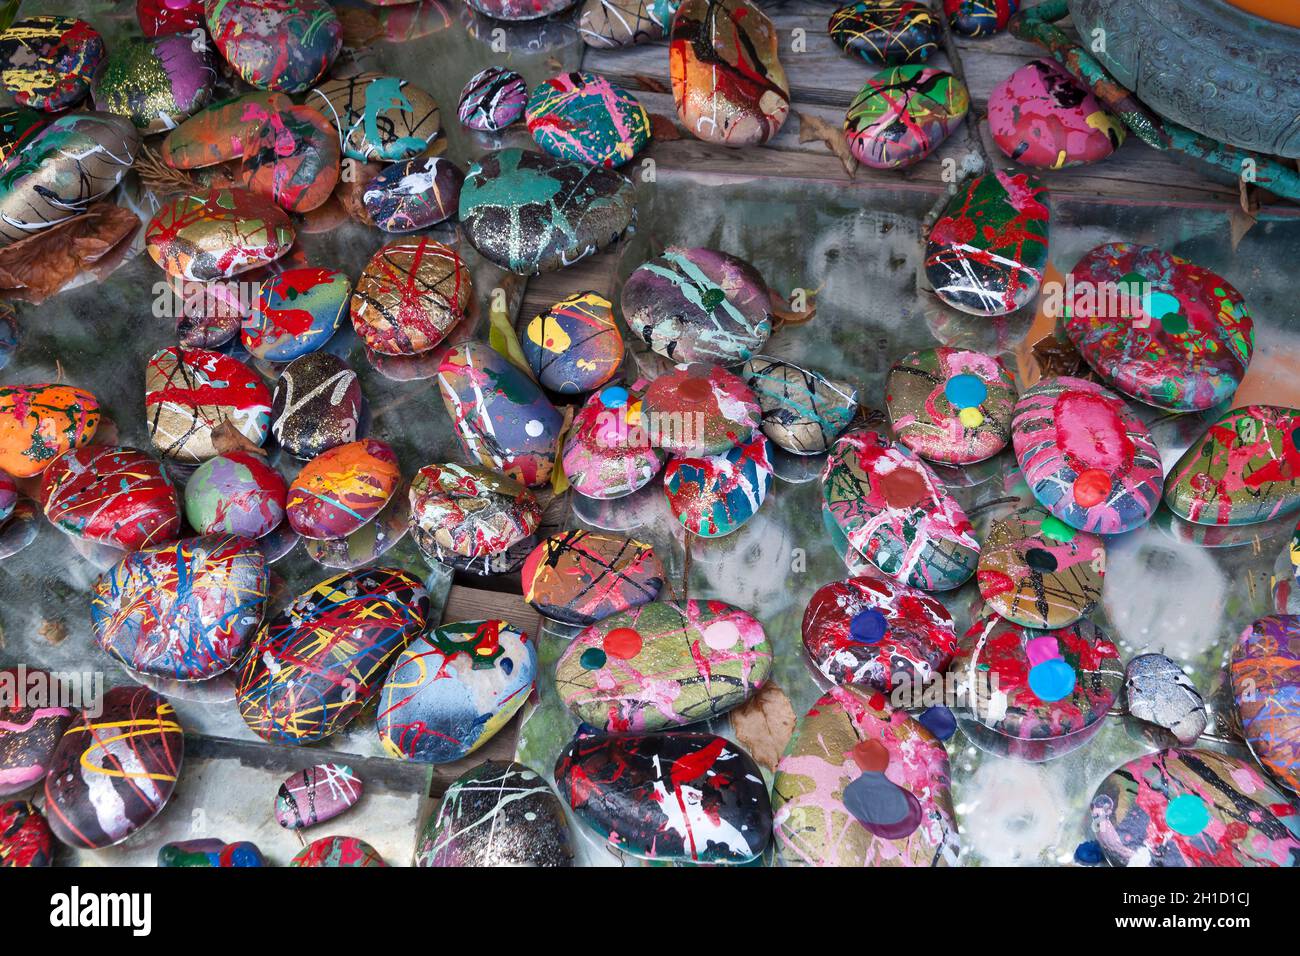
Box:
522, 530, 663, 625
90, 34, 215, 133
1090, 748, 1300, 867
0, 667, 72, 797
944, 0, 1016, 37
138, 0, 206, 37
270, 352, 362, 460
0, 106, 48, 164
304, 484, 408, 570
0, 799, 51, 866
952, 613, 1122, 761
924, 169, 1050, 316
802, 576, 957, 692
556, 599, 771, 732
886, 347, 1016, 464
286, 439, 400, 540
237, 568, 430, 743
526, 71, 651, 168
1276, 520, 1300, 615
844, 66, 968, 169
821, 430, 980, 591
459, 148, 637, 275
1231, 614, 1300, 792
772, 685, 959, 866
977, 506, 1104, 629
363, 157, 463, 233
458, 66, 527, 132
161, 91, 289, 166
563, 386, 665, 499
408, 462, 541, 564
1125, 653, 1207, 746
206, 0, 341, 94
415, 760, 574, 867
291, 835, 386, 867
1011, 376, 1164, 534
665, 433, 774, 537
0, 16, 104, 113
157, 839, 265, 866
641, 363, 761, 456
0, 384, 99, 478
243, 267, 349, 361
145, 347, 272, 463
351, 238, 471, 356
522, 292, 623, 394
42, 446, 180, 550
184, 453, 286, 539
989, 58, 1125, 168
555, 729, 772, 863
580, 0, 679, 48
670, 0, 790, 147
236, 104, 340, 213
465, 0, 578, 20
437, 341, 563, 488
1064, 243, 1254, 411
146, 188, 295, 282
0, 471, 14, 525
310, 72, 440, 162
742, 357, 858, 455
828, 1, 939, 64
44, 686, 183, 849
275, 762, 362, 829
0, 498, 38, 560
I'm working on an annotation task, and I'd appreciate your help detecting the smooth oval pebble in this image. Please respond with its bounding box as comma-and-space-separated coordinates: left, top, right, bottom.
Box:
184, 452, 286, 539
91, 534, 267, 681
0, 16, 104, 112
408, 462, 540, 564
0, 383, 100, 478
415, 760, 574, 867
0, 667, 72, 797
157, 839, 264, 867
556, 599, 771, 732
829, 0, 939, 64
1125, 653, 1207, 746
563, 386, 664, 499
286, 439, 400, 540
243, 267, 349, 362
351, 238, 471, 356
206, 0, 341, 94
235, 104, 339, 212
580, 0, 677, 48
886, 346, 1016, 464
944, 0, 1015, 36
1012, 376, 1164, 534
309, 72, 440, 162
146, 188, 295, 281
44, 686, 183, 849
378, 620, 538, 763
556, 729, 772, 863
0, 799, 52, 866
1276, 520, 1300, 614
742, 356, 857, 455
641, 363, 761, 457
989, 58, 1124, 168
0, 498, 37, 560
665, 433, 774, 537
138, 0, 205, 37
304, 485, 408, 571
161, 90, 289, 167
291, 835, 386, 867
526, 70, 650, 168
42, 446, 180, 550
237, 568, 430, 743
1090, 748, 1300, 867
844, 65, 968, 169
522, 291, 622, 394
457, 66, 527, 132
1231, 614, 1300, 792
821, 430, 979, 590
275, 762, 363, 829
90, 34, 214, 133
363, 157, 463, 233
270, 352, 362, 460
145, 346, 272, 463
924, 169, 1050, 316
523, 530, 664, 625
772, 685, 959, 866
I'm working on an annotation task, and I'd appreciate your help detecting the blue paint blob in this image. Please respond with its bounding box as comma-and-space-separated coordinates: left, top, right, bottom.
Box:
1165, 794, 1211, 836
848, 609, 888, 644
1074, 840, 1103, 865
600, 386, 628, 409
1028, 658, 1075, 702
944, 373, 987, 409
918, 705, 957, 741
843, 772, 923, 840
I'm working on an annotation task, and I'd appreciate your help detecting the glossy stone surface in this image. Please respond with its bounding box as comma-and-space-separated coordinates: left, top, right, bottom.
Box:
944, 0, 1016, 37
138, 0, 205, 37
522, 530, 663, 625
580, 0, 678, 47
408, 462, 541, 565
886, 346, 1016, 464
562, 386, 665, 499
291, 835, 386, 866
457, 66, 527, 132
1231, 615, 1300, 792
0, 16, 104, 112
243, 267, 349, 361
0, 799, 51, 866
0, 383, 100, 478
641, 363, 760, 456
526, 70, 650, 168
157, 839, 265, 866
363, 157, 463, 233
665, 434, 774, 537
828, 1, 939, 64
989, 58, 1125, 168
0, 667, 72, 797
42, 446, 180, 550
146, 188, 294, 281
205, 0, 341, 94
309, 72, 440, 162
286, 439, 401, 540
275, 762, 363, 829
742, 357, 856, 456
1125, 653, 1207, 746
270, 352, 363, 460
183, 454, 283, 540
844, 66, 968, 169
351, 238, 471, 356
522, 291, 622, 394
145, 347, 272, 463
90, 34, 214, 133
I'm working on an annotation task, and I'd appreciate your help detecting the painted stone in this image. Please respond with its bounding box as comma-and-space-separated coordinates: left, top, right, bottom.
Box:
1276, 520, 1300, 614
0, 106, 48, 164
670, 0, 790, 147
437, 341, 563, 488
309, 72, 440, 162
157, 839, 264, 866
42, 446, 180, 550
1064, 243, 1253, 410
1012, 376, 1164, 534
0, 800, 51, 866
459, 147, 637, 275
0, 667, 72, 797
772, 685, 959, 866
556, 599, 771, 732
557, 730, 771, 862
441, 533, 539, 577
275, 762, 363, 829
821, 430, 979, 591
563, 386, 665, 498
977, 506, 1104, 629
951, 613, 1122, 761
270, 352, 362, 460
844, 66, 968, 169
458, 66, 527, 132
305, 485, 408, 570
243, 267, 349, 361
363, 157, 463, 233
0, 111, 140, 248
522, 530, 664, 625
580, 0, 679, 47
828, 1, 939, 64
90, 34, 215, 133
146, 188, 295, 282
1231, 615, 1300, 792
161, 91, 289, 166
742, 357, 857, 456
886, 347, 1015, 464
0, 470, 13, 523
1090, 748, 1300, 867
378, 620, 538, 763
622, 248, 771, 366
237, 568, 430, 743
465, 0, 578, 20
91, 535, 268, 681
415, 760, 573, 867
138, 0, 206, 37
523, 291, 622, 394
665, 433, 774, 537
0, 16, 104, 113
924, 169, 1050, 316
801, 576, 957, 693
184, 453, 286, 540
989, 58, 1125, 168
44, 686, 183, 849
145, 347, 272, 463
173, 281, 244, 349
943, 0, 1016, 37
1125, 653, 1207, 746
526, 71, 651, 168
0, 384, 100, 478
291, 835, 386, 867
286, 439, 400, 540
0, 498, 39, 560
205, 0, 341, 94
351, 238, 471, 356
641, 363, 761, 456
407, 462, 541, 564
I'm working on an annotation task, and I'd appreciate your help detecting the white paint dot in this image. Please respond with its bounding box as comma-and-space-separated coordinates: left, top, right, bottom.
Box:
525, 419, 544, 437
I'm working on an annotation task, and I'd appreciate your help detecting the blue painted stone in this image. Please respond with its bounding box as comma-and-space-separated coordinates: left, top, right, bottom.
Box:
158, 839, 265, 866
664, 435, 774, 537
243, 267, 349, 362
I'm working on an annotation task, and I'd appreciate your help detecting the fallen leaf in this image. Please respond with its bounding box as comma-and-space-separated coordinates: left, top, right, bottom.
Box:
729, 683, 797, 772
649, 113, 682, 141
796, 111, 858, 179
1230, 179, 1260, 251
0, 203, 140, 303
334, 158, 383, 225
633, 74, 670, 94
38, 619, 68, 646
337, 7, 383, 46
211, 419, 268, 457
768, 285, 817, 327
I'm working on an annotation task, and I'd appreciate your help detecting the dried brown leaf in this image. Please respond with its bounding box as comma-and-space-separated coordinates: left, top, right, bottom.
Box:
796, 111, 858, 179
633, 74, 670, 95
649, 113, 682, 141
0, 203, 140, 304
38, 619, 68, 646
335, 158, 383, 226
730, 683, 796, 772
211, 419, 268, 457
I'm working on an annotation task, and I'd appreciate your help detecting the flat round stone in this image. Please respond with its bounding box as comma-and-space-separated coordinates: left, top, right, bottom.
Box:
205, 0, 340, 94
144, 347, 272, 463
41, 446, 180, 550
363, 157, 463, 233
522, 291, 622, 395
562, 386, 665, 499
286, 439, 400, 540
0, 667, 72, 797
641, 363, 761, 456
457, 66, 527, 132
0, 383, 100, 478
184, 452, 287, 538
844, 65, 968, 169
886, 346, 1016, 464
664, 434, 774, 537
243, 267, 349, 362
146, 188, 294, 281
408, 462, 541, 564
742, 356, 858, 455
522, 530, 664, 625
526, 70, 651, 168
309, 72, 440, 162
989, 58, 1125, 168
351, 238, 471, 356
1231, 614, 1300, 792
579, 0, 676, 48
828, 1, 939, 64
90, 34, 214, 133
0, 16, 104, 112
943, 0, 1015, 37
275, 763, 362, 830
291, 835, 386, 867
270, 352, 362, 460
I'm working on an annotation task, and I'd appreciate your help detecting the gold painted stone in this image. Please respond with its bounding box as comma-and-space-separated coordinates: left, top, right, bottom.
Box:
145, 188, 295, 282
309, 72, 441, 162
350, 238, 471, 356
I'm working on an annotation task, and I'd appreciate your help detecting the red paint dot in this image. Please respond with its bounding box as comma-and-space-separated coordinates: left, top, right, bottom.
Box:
603, 627, 643, 660
1072, 469, 1112, 507
851, 739, 890, 773
678, 377, 712, 402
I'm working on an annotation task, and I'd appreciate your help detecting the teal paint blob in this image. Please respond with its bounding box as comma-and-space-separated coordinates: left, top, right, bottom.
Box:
944, 373, 987, 409
579, 648, 607, 670
1028, 658, 1075, 702
1165, 794, 1211, 836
